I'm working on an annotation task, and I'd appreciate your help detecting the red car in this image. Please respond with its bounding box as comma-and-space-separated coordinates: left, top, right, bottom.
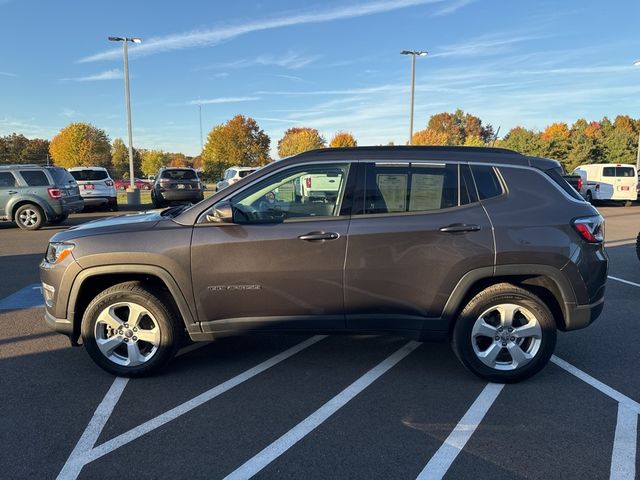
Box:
114, 178, 151, 190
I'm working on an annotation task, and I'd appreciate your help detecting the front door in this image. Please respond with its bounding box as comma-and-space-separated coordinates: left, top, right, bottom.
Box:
344, 161, 494, 332
0, 172, 19, 218
191, 162, 354, 333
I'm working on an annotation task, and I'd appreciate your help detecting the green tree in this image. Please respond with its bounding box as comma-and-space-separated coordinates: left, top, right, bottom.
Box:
140, 150, 168, 177
540, 122, 571, 163
463, 135, 486, 147
49, 122, 111, 168
202, 115, 271, 179
111, 138, 129, 178
277, 127, 325, 158
567, 119, 600, 170
329, 131, 357, 147
0, 133, 30, 164
501, 127, 543, 156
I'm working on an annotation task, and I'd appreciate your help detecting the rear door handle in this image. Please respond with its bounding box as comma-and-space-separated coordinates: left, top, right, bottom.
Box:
439, 224, 481, 233
298, 231, 340, 241
8, 191, 17, 195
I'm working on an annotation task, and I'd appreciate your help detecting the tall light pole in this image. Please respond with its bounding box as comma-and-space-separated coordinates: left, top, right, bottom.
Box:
109, 36, 142, 205
634, 60, 640, 172
401, 50, 427, 145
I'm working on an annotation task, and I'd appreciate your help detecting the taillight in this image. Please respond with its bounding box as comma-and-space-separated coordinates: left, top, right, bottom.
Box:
573, 216, 604, 243
576, 177, 582, 191
305, 177, 312, 189
48, 188, 62, 199
105, 180, 114, 186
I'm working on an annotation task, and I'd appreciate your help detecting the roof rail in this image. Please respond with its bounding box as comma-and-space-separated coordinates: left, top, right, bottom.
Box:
0, 164, 44, 168
295, 145, 522, 156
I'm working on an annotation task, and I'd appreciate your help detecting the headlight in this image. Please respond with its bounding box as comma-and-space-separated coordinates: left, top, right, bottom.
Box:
45, 242, 75, 264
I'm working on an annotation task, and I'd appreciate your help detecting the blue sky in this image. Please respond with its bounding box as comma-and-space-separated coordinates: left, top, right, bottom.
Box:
1, 0, 640, 158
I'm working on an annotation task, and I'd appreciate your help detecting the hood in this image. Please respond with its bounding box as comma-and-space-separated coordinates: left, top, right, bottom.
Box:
50, 210, 165, 242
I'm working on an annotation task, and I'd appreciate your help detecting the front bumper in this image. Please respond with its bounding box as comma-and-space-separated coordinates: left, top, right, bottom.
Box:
45, 309, 73, 337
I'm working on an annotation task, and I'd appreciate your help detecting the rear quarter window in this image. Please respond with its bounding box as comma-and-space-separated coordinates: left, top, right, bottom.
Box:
48, 168, 77, 186
19, 170, 50, 187
544, 167, 583, 200
471, 165, 503, 200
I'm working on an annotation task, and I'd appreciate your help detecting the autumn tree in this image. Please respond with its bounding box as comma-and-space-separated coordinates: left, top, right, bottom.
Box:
411, 128, 449, 146
49, 122, 111, 168
540, 122, 571, 163
202, 115, 271, 179
329, 131, 357, 147
426, 109, 494, 145
277, 127, 326, 158
140, 150, 168, 177
111, 138, 129, 178
0, 134, 50, 164
168, 153, 188, 167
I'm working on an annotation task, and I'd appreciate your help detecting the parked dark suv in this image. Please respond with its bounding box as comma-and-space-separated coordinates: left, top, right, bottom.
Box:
151, 167, 204, 208
1, 164, 84, 230
40, 147, 607, 382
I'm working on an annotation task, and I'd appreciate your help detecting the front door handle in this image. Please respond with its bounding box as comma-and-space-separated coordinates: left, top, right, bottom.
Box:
439, 224, 481, 233
8, 191, 17, 195
298, 231, 340, 241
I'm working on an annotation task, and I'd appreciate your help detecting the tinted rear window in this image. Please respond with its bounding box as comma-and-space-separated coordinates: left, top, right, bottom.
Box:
48, 168, 77, 185
70, 169, 108, 181
20, 170, 50, 186
161, 169, 197, 180
239, 170, 256, 178
471, 165, 503, 200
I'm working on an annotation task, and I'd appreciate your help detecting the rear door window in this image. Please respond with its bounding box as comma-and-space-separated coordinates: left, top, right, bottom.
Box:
615, 166, 635, 177
471, 165, 503, 200
356, 162, 459, 215
0, 172, 17, 187
19, 170, 50, 186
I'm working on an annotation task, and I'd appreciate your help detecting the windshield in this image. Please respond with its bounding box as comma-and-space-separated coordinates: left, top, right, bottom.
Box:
69, 170, 109, 181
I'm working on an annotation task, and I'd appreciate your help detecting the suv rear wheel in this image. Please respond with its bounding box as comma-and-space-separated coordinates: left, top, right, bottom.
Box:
81, 281, 180, 377
15, 203, 44, 230
452, 283, 557, 383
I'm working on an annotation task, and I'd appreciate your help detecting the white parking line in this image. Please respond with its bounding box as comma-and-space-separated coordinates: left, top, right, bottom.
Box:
71, 335, 326, 473
224, 340, 421, 480
610, 404, 638, 480
608, 275, 640, 288
415, 383, 504, 480
551, 356, 640, 414
57, 377, 129, 480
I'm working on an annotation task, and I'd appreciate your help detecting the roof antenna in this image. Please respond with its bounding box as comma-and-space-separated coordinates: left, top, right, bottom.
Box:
491, 126, 501, 147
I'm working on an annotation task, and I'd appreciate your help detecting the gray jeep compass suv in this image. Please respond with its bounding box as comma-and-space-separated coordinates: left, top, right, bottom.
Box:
40, 147, 607, 382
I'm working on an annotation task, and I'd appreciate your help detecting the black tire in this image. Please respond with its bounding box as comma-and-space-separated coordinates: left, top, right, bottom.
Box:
49, 214, 69, 225
636, 232, 640, 262
452, 283, 557, 383
585, 191, 593, 204
81, 281, 181, 377
14, 203, 44, 230
151, 192, 163, 208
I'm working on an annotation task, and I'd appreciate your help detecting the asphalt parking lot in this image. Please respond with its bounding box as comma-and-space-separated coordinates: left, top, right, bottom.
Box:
0, 206, 638, 480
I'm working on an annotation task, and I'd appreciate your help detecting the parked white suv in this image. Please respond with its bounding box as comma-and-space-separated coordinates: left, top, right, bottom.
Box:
68, 167, 118, 211
572, 163, 638, 205
216, 166, 258, 191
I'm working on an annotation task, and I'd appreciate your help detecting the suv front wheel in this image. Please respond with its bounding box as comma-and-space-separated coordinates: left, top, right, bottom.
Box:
452, 283, 557, 383
81, 281, 180, 377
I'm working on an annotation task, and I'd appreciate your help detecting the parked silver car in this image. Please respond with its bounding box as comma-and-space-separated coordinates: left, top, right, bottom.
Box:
68, 167, 118, 211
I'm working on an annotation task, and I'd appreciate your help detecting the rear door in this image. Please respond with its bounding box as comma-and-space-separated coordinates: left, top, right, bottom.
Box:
191, 161, 355, 333
607, 165, 637, 200
344, 161, 494, 332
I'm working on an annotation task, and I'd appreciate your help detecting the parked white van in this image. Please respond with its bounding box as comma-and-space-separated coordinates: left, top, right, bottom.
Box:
572, 163, 638, 205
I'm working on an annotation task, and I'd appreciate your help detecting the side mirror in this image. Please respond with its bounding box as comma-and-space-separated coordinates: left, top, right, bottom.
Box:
206, 201, 234, 223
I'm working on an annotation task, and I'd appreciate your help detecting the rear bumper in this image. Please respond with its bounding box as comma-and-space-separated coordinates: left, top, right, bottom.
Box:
81, 196, 116, 206
158, 190, 203, 202
563, 295, 605, 331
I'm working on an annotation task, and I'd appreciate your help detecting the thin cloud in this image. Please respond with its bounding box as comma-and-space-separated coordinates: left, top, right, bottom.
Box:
0, 71, 17, 77
78, 0, 448, 62
202, 52, 319, 71
432, 0, 476, 16
274, 74, 304, 82
186, 96, 260, 105
59, 109, 80, 118
61, 69, 123, 82
430, 32, 543, 58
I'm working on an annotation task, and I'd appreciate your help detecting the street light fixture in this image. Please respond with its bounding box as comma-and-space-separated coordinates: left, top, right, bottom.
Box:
401, 50, 428, 145
634, 60, 640, 171
109, 36, 142, 205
